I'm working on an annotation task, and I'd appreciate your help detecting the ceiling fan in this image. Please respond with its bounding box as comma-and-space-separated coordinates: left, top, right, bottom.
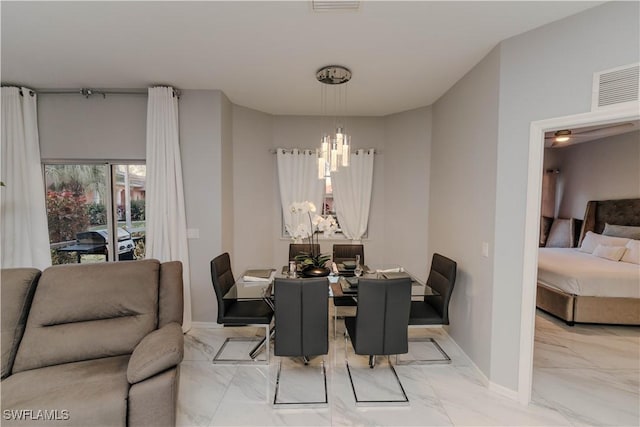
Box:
545, 122, 637, 147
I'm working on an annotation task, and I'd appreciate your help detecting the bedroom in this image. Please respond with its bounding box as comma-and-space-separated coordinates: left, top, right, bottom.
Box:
533, 123, 640, 424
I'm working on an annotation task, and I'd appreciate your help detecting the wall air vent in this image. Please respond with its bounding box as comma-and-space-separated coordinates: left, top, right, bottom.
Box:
312, 1, 360, 12
592, 63, 639, 110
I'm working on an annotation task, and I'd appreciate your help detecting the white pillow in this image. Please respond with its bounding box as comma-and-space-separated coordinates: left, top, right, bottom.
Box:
592, 244, 626, 262
621, 240, 640, 265
579, 231, 631, 254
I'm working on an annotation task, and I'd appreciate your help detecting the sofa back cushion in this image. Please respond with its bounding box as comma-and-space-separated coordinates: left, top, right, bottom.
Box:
1, 268, 41, 378
12, 259, 160, 373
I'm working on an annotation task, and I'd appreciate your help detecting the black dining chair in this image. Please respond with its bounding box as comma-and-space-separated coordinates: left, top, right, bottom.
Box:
289, 243, 320, 261
331, 244, 363, 335
273, 278, 329, 406
401, 253, 457, 364
344, 277, 411, 404
210, 252, 274, 364
332, 244, 364, 265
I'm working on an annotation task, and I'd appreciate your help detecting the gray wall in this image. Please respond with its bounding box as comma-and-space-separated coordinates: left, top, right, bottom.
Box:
231, 105, 275, 287
430, 46, 501, 377
179, 90, 228, 323
384, 107, 432, 280
552, 131, 640, 219
492, 1, 639, 390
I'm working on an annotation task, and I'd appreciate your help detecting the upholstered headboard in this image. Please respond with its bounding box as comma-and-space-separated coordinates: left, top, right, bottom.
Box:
579, 198, 640, 244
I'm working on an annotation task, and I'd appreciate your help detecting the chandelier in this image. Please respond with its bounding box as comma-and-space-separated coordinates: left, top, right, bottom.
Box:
316, 65, 352, 179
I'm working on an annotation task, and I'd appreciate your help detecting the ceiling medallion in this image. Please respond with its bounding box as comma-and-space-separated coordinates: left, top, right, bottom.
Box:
316, 65, 352, 85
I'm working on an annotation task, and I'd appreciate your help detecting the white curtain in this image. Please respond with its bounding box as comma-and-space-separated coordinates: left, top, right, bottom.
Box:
145, 86, 191, 331
1, 87, 51, 269
541, 169, 558, 218
277, 149, 324, 239
331, 149, 375, 241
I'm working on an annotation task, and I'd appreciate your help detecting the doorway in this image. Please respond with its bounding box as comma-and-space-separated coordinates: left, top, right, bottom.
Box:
517, 105, 640, 404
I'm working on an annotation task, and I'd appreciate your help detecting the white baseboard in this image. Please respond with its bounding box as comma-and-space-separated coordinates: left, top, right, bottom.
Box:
442, 329, 520, 402
488, 381, 520, 401
190, 321, 222, 329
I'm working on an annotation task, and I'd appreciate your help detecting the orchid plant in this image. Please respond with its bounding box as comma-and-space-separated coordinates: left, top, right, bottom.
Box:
289, 200, 337, 268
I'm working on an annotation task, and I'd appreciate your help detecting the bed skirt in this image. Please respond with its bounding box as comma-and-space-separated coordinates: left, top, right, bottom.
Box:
536, 283, 640, 326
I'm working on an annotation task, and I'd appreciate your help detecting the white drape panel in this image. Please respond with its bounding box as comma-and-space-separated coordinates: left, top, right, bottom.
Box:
1, 87, 51, 269
145, 86, 191, 331
276, 149, 324, 238
541, 170, 558, 218
331, 149, 375, 241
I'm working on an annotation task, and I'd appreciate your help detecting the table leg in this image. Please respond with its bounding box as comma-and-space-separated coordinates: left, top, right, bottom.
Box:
249, 326, 275, 359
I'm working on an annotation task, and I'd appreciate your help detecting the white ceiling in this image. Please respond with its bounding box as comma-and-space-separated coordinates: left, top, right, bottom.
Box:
1, 1, 604, 116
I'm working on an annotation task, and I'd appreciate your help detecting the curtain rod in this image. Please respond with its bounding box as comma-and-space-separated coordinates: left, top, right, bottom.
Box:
23, 87, 181, 98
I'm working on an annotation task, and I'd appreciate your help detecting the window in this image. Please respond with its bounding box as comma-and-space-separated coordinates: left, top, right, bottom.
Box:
44, 162, 146, 265
322, 176, 334, 217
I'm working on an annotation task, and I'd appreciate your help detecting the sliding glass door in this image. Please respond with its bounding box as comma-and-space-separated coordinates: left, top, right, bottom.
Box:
44, 162, 146, 265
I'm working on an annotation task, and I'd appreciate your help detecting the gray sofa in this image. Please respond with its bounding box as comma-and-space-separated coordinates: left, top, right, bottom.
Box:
1, 259, 184, 427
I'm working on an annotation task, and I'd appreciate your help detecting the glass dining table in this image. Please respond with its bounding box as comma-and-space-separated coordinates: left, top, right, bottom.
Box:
224, 266, 434, 359
225, 265, 430, 302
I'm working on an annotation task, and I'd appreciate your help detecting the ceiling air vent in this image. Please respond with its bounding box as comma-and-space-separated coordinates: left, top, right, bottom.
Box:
312, 1, 360, 12
592, 63, 639, 110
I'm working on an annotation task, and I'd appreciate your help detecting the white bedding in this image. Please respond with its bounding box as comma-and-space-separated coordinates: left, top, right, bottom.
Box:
537, 248, 640, 298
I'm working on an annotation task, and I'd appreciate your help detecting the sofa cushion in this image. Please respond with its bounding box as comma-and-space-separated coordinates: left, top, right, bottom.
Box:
1, 355, 130, 427
13, 260, 160, 373
127, 322, 184, 384
1, 268, 40, 379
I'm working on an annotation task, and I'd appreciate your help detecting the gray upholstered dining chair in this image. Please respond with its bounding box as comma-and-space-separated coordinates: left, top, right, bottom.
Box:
210, 252, 274, 364
332, 244, 364, 266
289, 243, 320, 261
344, 277, 411, 404
400, 252, 457, 364
273, 278, 329, 406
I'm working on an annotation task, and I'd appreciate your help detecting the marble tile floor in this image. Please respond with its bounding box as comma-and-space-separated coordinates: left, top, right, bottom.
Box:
532, 310, 640, 427
178, 311, 639, 426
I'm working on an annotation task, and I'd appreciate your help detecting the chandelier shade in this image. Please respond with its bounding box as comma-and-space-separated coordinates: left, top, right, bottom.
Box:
316, 65, 352, 179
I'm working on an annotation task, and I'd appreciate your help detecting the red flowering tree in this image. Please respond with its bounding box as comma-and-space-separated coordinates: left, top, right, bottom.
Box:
46, 190, 89, 243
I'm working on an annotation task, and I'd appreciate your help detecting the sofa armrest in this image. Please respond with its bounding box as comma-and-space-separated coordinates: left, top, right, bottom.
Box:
127, 322, 184, 384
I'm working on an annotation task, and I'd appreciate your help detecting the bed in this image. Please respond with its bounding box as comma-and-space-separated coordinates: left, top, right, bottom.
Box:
536, 198, 640, 325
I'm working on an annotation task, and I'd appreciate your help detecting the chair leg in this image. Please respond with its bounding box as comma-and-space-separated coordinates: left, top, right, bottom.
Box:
213, 324, 271, 365
249, 325, 274, 360
396, 337, 451, 365
273, 359, 328, 407
344, 332, 409, 405
345, 355, 409, 406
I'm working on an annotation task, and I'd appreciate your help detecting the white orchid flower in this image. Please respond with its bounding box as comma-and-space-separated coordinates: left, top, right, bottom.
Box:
307, 201, 317, 213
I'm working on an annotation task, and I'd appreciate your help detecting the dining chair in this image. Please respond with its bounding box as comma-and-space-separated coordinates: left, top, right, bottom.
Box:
289, 243, 320, 261
400, 252, 457, 364
273, 278, 329, 406
344, 277, 411, 404
210, 252, 274, 364
331, 244, 363, 335
332, 244, 364, 265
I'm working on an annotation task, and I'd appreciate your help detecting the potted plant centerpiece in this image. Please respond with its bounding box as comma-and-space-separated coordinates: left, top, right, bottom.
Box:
289, 201, 337, 277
